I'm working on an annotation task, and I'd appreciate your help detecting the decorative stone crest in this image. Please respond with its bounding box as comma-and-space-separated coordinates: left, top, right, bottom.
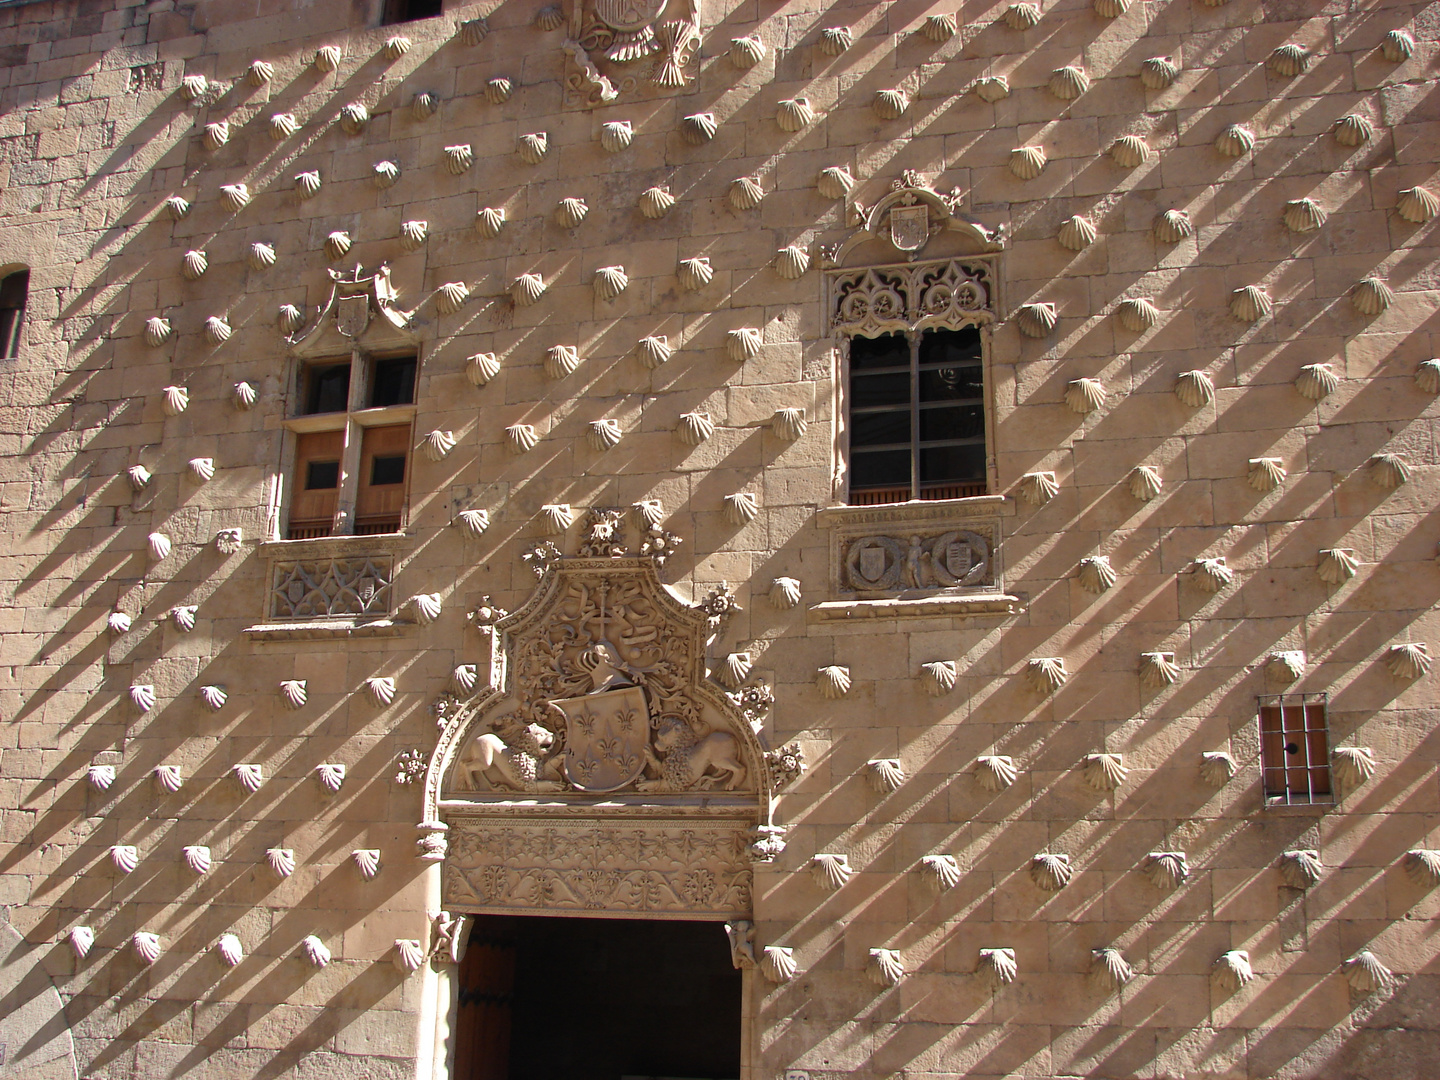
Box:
288, 264, 415, 352
563, 0, 701, 105
826, 171, 1004, 268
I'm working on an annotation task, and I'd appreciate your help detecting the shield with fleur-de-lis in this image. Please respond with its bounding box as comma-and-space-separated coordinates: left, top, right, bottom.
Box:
548, 686, 650, 792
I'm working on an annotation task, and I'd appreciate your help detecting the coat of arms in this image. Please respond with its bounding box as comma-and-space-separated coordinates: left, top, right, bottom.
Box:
335, 293, 370, 338
889, 203, 930, 252
549, 685, 650, 791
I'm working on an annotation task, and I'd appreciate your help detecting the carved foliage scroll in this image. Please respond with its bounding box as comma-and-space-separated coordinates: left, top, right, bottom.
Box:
830, 257, 997, 338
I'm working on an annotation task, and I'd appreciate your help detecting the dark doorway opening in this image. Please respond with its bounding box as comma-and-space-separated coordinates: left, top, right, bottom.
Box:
453, 914, 742, 1080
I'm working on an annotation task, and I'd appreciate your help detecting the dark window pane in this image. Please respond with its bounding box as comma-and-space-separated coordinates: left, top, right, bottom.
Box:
305, 460, 340, 489
0, 269, 27, 361
852, 449, 911, 488
850, 333, 910, 371
851, 410, 911, 448
383, 0, 443, 23
305, 363, 350, 414
919, 326, 982, 366
370, 454, 406, 486
852, 371, 911, 408
370, 356, 416, 407
920, 444, 985, 484
920, 404, 985, 442
920, 363, 983, 401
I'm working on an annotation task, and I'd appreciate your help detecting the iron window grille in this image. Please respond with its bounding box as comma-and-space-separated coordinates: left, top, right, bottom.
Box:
1259, 693, 1333, 806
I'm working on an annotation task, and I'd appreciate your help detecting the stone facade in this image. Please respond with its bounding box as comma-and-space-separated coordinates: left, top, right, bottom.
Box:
0, 0, 1437, 1077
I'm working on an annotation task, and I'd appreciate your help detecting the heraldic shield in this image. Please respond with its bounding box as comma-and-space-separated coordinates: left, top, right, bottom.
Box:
549, 685, 650, 792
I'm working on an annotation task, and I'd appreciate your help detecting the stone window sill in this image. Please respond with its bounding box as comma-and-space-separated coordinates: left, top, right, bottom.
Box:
808, 593, 1023, 622
243, 618, 413, 642
258, 531, 412, 559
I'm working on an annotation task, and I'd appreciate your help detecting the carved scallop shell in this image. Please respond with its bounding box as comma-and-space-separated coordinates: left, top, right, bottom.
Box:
295, 169, 322, 199
1215, 123, 1255, 157
776, 97, 815, 131
868, 949, 905, 987
111, 844, 139, 873
730, 34, 766, 68
179, 73, 209, 101
215, 933, 243, 968
873, 88, 910, 119
302, 935, 331, 967
1076, 555, 1116, 594
594, 265, 629, 301
635, 335, 672, 369
811, 853, 851, 890
1334, 113, 1374, 147
247, 241, 275, 270
1026, 656, 1068, 693
399, 220, 428, 251
201, 315, 231, 344
1248, 457, 1287, 492
1353, 276, 1395, 315
1031, 852, 1072, 891
921, 854, 961, 890
1128, 463, 1163, 501
418, 429, 455, 463
314, 45, 342, 72
1191, 556, 1233, 592
1343, 950, 1393, 993
1084, 752, 1128, 791
1230, 285, 1272, 322
1283, 198, 1328, 234
1109, 135, 1150, 168
445, 144, 473, 174
678, 411, 714, 445
147, 531, 172, 561
1415, 358, 1440, 393
171, 602, 199, 630
436, 282, 469, 314
449, 663, 480, 697
1092, 948, 1134, 991
130, 683, 156, 711
639, 186, 675, 219
632, 500, 665, 530
88, 764, 115, 790
766, 576, 802, 611
267, 847, 295, 878
1213, 950, 1253, 991
127, 463, 151, 493
973, 75, 1010, 101
1200, 751, 1236, 787
506, 423, 538, 454
183, 845, 212, 875
1065, 377, 1106, 415
816, 166, 855, 200
535, 6, 563, 30
540, 504, 574, 536
70, 926, 95, 959
410, 91, 438, 121
202, 121, 229, 150
1140, 56, 1179, 89
476, 206, 506, 239
1057, 215, 1097, 251
517, 132, 548, 164
1153, 208, 1193, 243
1381, 29, 1416, 63
556, 197, 589, 228
1370, 452, 1410, 489
818, 667, 854, 701
772, 407, 807, 441
1316, 547, 1358, 585
279, 679, 307, 709
1004, 3, 1041, 30
1396, 186, 1439, 224
978, 948, 1017, 987
976, 755, 1017, 791
865, 757, 903, 792
724, 491, 760, 525
1019, 470, 1059, 505
1333, 746, 1376, 790
1094, 0, 1129, 14
1016, 302, 1057, 337
265, 112, 299, 143
1145, 851, 1189, 890
381, 34, 411, 60
722, 327, 762, 362
775, 245, 810, 279
1267, 43, 1312, 77
1387, 642, 1431, 679
485, 77, 512, 104
1280, 849, 1323, 888
276, 303, 305, 335
729, 176, 764, 210
454, 510, 490, 540
717, 652, 753, 689
133, 932, 161, 965
587, 419, 623, 451
339, 101, 369, 134
324, 231, 351, 260
915, 660, 956, 696
352, 848, 381, 879
1116, 297, 1160, 332
599, 120, 633, 153
163, 194, 190, 220
1404, 849, 1440, 888
200, 685, 227, 712
220, 183, 251, 212
1048, 66, 1090, 100
108, 610, 132, 634
677, 256, 714, 292
181, 249, 207, 280
544, 345, 581, 379
410, 593, 443, 625
232, 382, 258, 412
1009, 146, 1047, 179
762, 946, 796, 983
817, 26, 852, 54
1140, 651, 1180, 687
233, 763, 264, 793
682, 112, 718, 145
463, 352, 504, 385
1294, 362, 1338, 401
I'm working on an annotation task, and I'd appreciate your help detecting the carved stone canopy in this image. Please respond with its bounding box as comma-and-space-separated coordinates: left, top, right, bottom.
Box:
289, 263, 416, 357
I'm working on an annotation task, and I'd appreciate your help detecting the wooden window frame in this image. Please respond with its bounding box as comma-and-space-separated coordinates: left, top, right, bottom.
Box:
1259, 693, 1333, 807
